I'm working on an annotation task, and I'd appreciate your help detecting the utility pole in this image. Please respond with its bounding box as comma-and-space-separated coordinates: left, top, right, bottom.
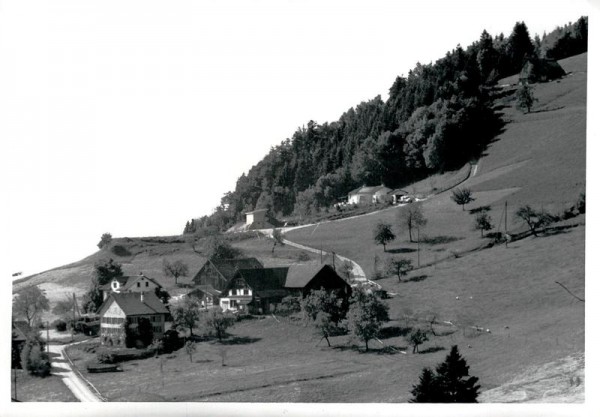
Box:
417, 227, 420, 267
505, 201, 509, 248
46, 322, 50, 354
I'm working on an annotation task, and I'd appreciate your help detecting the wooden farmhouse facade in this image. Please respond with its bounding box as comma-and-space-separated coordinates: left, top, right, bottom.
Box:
220, 264, 351, 314
192, 257, 263, 292
98, 292, 169, 346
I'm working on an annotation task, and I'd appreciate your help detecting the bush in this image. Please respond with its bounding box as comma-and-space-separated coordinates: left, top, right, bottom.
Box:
111, 245, 132, 257
297, 251, 311, 262
277, 296, 302, 315
53, 319, 67, 332
21, 342, 51, 377
161, 330, 184, 354
96, 349, 116, 364
96, 347, 154, 364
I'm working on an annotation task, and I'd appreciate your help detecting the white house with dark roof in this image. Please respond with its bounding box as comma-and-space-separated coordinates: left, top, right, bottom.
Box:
97, 291, 169, 346
348, 185, 393, 205
99, 272, 163, 301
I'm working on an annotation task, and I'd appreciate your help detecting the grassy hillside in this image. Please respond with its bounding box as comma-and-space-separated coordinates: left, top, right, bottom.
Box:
286, 53, 586, 279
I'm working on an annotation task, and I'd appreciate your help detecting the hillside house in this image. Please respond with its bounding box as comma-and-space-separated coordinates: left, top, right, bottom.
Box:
245, 208, 273, 229
220, 264, 351, 314
192, 257, 263, 292
98, 292, 169, 346
99, 273, 163, 301
389, 189, 409, 204
348, 185, 393, 205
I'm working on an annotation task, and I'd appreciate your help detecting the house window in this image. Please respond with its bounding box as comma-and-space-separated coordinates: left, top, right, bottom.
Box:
137, 282, 141, 288
146, 282, 149, 287
229, 290, 233, 296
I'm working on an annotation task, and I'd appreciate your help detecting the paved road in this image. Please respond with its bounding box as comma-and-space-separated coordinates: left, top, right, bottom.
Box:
49, 342, 103, 402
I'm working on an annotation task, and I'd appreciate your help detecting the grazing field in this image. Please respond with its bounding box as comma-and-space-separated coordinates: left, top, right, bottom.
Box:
61, 223, 583, 403
10, 370, 77, 402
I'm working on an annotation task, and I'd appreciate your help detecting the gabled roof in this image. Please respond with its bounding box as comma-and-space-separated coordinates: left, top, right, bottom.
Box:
190, 285, 221, 297
99, 274, 162, 292
203, 257, 264, 281
348, 185, 392, 196
233, 267, 290, 298
98, 292, 169, 317
285, 263, 327, 288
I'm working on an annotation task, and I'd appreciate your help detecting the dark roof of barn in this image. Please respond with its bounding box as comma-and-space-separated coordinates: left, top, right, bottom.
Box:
208, 257, 264, 280
99, 292, 169, 317
285, 263, 326, 288
189, 285, 221, 297
234, 267, 290, 298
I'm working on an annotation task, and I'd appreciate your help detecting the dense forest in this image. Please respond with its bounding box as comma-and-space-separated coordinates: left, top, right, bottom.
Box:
184, 17, 587, 234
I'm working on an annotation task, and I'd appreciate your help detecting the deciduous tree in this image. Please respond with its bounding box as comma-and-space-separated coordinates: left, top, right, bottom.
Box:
515, 205, 553, 237
204, 309, 235, 342
163, 259, 189, 285
386, 258, 413, 282
97, 233, 113, 249
347, 290, 389, 351
13, 286, 50, 327
373, 222, 395, 252
398, 204, 428, 242
451, 188, 475, 210
408, 328, 429, 353
171, 297, 201, 337
271, 228, 285, 253
474, 212, 493, 237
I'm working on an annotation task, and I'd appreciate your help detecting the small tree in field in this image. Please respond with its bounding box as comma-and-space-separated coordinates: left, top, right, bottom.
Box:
205, 309, 235, 342
185, 340, 196, 363
408, 328, 429, 353
373, 222, 395, 252
163, 259, 189, 285
514, 205, 553, 237
314, 311, 339, 347
386, 258, 413, 282
171, 297, 201, 337
451, 188, 475, 211
399, 204, 427, 242
347, 290, 389, 351
97, 233, 113, 249
271, 228, 285, 253
474, 212, 493, 237
516, 84, 537, 113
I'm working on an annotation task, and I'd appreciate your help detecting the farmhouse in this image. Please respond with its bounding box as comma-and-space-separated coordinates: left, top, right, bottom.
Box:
98, 292, 169, 346
220, 264, 351, 314
348, 185, 393, 205
99, 272, 163, 301
192, 257, 263, 292
389, 189, 409, 204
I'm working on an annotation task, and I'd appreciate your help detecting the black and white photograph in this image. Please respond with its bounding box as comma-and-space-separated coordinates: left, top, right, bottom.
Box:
2, 0, 596, 416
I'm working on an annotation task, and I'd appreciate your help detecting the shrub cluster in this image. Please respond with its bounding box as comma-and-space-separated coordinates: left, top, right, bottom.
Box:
20, 337, 51, 377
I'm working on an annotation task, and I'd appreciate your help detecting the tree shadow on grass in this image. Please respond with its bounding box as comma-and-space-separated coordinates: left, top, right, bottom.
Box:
218, 336, 261, 345
332, 343, 407, 355
418, 346, 446, 354
387, 248, 417, 254
403, 275, 428, 283
378, 326, 411, 339
420, 235, 462, 245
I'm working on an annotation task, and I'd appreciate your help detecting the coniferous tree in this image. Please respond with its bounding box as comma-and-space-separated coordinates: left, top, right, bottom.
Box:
410, 345, 480, 402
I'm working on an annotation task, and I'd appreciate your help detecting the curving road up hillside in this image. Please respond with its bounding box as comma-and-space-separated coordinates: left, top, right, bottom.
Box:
49, 342, 104, 402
